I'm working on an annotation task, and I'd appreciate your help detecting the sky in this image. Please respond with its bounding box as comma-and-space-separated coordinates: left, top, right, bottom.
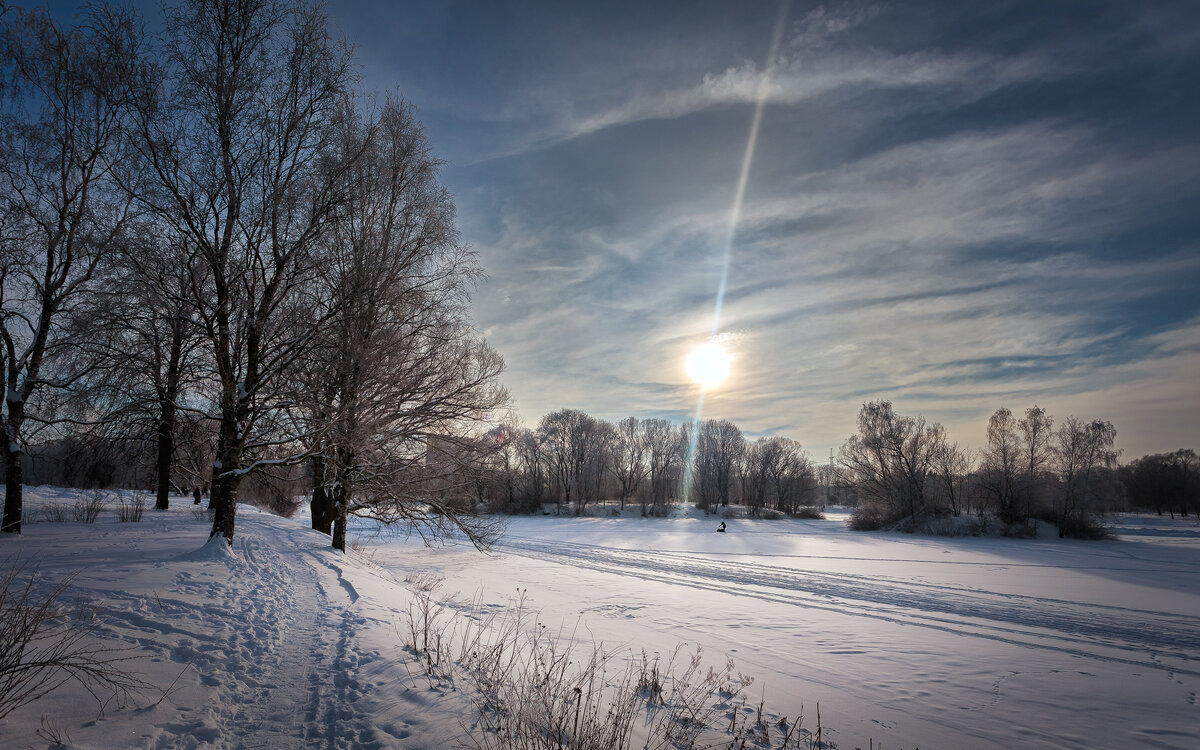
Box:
47, 0, 1200, 461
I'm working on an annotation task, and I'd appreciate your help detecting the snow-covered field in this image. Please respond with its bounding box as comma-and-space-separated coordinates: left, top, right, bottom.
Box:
373, 508, 1200, 749
2, 488, 1198, 749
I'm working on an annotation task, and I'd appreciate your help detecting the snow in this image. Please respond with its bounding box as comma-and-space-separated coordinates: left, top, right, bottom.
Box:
1, 490, 1198, 749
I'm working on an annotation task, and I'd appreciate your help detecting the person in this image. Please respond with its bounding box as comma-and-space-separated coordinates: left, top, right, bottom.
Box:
193, 487, 202, 505
716, 521, 726, 533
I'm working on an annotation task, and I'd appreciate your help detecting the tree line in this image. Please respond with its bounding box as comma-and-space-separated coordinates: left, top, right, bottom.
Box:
458, 401, 1196, 541
0, 0, 506, 549
837, 401, 1198, 537
473, 410, 819, 518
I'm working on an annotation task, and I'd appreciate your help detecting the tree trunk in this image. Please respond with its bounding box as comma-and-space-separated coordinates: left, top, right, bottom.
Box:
2, 445, 22, 533
155, 318, 186, 511
310, 456, 332, 535
331, 480, 348, 551
209, 414, 243, 545
154, 399, 176, 510
210, 468, 239, 545
3, 398, 26, 533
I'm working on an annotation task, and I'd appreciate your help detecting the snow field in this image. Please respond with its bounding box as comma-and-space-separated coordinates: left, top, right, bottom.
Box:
364, 508, 1200, 750
2, 488, 1198, 749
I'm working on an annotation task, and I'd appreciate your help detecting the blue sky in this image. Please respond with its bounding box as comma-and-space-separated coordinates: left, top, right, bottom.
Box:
49, 0, 1200, 459
328, 0, 1200, 460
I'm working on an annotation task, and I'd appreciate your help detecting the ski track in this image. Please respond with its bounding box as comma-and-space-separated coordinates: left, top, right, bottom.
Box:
87, 522, 381, 749
496, 535, 1200, 677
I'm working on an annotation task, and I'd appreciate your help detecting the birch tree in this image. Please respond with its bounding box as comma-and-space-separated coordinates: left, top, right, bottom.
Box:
0, 6, 133, 532
122, 0, 354, 545
303, 97, 506, 551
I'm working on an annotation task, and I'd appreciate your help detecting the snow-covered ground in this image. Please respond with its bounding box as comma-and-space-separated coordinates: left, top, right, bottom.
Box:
1, 488, 1198, 749
366, 507, 1200, 750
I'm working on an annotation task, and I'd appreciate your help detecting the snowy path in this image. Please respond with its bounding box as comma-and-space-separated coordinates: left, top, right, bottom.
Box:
0, 498, 441, 750
496, 533, 1200, 677
85, 517, 382, 749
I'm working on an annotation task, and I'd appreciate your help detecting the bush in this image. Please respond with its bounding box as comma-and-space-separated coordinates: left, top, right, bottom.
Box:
0, 561, 148, 721
847, 504, 887, 531
1057, 514, 1114, 540
792, 506, 825, 520
41, 504, 69, 523
72, 490, 106, 523
456, 594, 830, 750
646, 502, 673, 517
1002, 520, 1038, 538
115, 494, 146, 523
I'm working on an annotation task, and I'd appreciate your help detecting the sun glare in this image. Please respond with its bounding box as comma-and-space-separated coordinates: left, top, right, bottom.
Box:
685, 342, 732, 388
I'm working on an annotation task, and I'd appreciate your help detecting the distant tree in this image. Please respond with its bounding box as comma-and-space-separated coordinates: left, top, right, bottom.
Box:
839, 401, 943, 524
514, 426, 549, 510
1053, 417, 1119, 537
744, 436, 815, 515
930, 437, 973, 516
742, 438, 771, 514
1018, 405, 1054, 512
691, 419, 744, 512
611, 417, 649, 510
979, 408, 1023, 521
642, 418, 681, 514
539, 409, 599, 513
1, 6, 134, 533
580, 419, 615, 512
1119, 449, 1197, 518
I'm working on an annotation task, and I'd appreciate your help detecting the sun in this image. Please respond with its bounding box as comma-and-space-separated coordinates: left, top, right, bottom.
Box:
685, 342, 732, 388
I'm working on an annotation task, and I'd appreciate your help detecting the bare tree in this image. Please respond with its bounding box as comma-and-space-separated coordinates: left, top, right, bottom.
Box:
642, 418, 681, 514
68, 230, 209, 510
1119, 449, 1199, 518
931, 438, 973, 516
514, 426, 549, 510
839, 401, 943, 523
1018, 405, 1054, 512
691, 419, 744, 513
302, 97, 506, 551
742, 436, 813, 515
1053, 417, 1119, 537
611, 417, 648, 511
539, 409, 598, 513
0, 6, 134, 533
979, 407, 1023, 521
121, 0, 356, 545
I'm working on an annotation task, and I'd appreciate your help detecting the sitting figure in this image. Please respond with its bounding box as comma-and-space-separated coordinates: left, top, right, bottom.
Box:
716, 521, 726, 533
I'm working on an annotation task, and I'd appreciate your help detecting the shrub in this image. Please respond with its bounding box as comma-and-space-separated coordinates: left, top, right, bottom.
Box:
115, 494, 146, 523
847, 504, 886, 531
792, 506, 825, 520
41, 504, 69, 523
1057, 514, 1115, 540
1002, 520, 1038, 538
71, 491, 106, 523
0, 562, 148, 721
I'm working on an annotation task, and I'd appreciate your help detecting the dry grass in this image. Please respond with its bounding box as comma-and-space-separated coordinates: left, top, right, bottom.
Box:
396, 584, 836, 749
114, 494, 146, 523
0, 561, 149, 722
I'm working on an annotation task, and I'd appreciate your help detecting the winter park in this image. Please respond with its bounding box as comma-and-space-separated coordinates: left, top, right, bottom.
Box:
2, 1, 1199, 749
